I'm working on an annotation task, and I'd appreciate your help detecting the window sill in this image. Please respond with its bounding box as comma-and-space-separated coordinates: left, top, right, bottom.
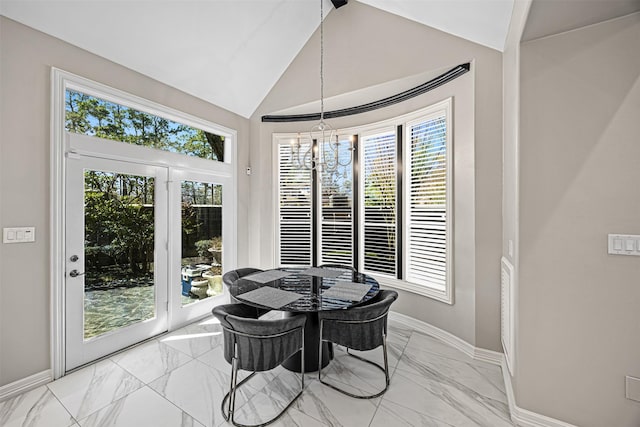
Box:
368, 274, 453, 305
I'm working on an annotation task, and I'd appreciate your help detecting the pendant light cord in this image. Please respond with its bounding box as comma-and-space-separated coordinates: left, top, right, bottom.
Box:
320, 0, 325, 122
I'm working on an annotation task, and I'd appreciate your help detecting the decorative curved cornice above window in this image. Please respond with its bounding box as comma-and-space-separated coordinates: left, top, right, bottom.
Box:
261, 63, 470, 123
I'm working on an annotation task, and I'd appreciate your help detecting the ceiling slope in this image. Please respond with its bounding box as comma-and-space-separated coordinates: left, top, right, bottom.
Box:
1, 0, 516, 118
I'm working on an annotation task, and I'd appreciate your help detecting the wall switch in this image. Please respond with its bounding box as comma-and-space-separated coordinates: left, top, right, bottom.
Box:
626, 376, 640, 402
3, 227, 36, 243
608, 234, 640, 256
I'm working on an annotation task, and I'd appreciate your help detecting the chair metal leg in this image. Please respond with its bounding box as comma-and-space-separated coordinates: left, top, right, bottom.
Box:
317, 321, 324, 382
382, 330, 390, 386
220, 331, 306, 427
318, 332, 391, 399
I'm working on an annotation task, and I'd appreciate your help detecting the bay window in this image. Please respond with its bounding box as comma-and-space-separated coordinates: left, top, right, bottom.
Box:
275, 98, 452, 302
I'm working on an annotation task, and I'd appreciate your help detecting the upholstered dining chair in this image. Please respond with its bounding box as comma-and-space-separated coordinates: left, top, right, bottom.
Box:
317, 289, 398, 399
222, 268, 270, 318
212, 303, 307, 427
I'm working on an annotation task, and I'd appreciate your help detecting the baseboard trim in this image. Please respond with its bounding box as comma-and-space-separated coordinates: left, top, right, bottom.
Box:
390, 311, 577, 427
0, 369, 52, 402
389, 312, 486, 363
501, 359, 578, 427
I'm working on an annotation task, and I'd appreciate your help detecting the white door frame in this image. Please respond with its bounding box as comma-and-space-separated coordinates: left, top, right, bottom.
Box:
50, 68, 237, 379
168, 168, 235, 327
64, 154, 169, 371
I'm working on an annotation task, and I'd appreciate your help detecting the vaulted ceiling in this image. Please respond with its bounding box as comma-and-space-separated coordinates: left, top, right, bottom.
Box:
1, 0, 637, 118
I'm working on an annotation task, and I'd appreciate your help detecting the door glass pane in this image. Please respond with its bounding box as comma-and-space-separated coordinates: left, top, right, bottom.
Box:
181, 181, 223, 306
84, 171, 156, 339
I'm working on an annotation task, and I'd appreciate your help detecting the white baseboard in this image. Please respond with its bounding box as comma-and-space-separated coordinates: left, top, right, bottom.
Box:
0, 369, 52, 402
390, 311, 577, 427
500, 359, 578, 427
390, 312, 487, 363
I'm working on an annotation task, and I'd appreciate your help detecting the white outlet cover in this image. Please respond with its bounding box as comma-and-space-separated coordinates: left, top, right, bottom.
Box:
627, 376, 640, 402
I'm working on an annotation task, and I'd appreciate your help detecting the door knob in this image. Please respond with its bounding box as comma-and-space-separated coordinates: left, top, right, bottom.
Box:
70, 255, 79, 262
69, 269, 85, 277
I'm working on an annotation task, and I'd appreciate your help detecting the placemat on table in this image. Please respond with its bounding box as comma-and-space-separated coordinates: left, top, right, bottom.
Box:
236, 286, 302, 309
243, 270, 292, 284
322, 281, 372, 301
300, 267, 344, 278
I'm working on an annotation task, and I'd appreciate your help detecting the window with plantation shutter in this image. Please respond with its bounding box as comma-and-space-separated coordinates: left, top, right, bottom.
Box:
361, 130, 397, 276
273, 97, 453, 303
319, 138, 354, 266
277, 141, 312, 266
405, 106, 451, 293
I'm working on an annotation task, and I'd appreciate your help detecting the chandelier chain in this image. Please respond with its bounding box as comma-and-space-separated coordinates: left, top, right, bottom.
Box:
320, 0, 324, 121
289, 0, 352, 173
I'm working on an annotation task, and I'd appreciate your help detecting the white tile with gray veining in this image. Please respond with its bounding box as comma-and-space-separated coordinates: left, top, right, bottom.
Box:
232, 390, 327, 427
320, 348, 388, 398
159, 320, 224, 358
405, 331, 476, 363
77, 386, 204, 427
111, 338, 192, 384
383, 368, 513, 427
149, 358, 262, 427
3, 313, 516, 427
0, 385, 75, 427
371, 398, 458, 427
398, 347, 507, 403
292, 380, 378, 427
47, 359, 144, 420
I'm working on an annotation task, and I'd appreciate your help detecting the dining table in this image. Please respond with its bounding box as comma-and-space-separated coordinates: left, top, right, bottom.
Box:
229, 266, 380, 372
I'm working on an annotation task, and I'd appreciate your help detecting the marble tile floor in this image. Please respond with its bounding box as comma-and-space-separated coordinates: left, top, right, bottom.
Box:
0, 314, 515, 427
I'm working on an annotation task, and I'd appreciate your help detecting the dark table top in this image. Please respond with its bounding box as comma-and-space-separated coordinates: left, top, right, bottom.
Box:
230, 266, 380, 312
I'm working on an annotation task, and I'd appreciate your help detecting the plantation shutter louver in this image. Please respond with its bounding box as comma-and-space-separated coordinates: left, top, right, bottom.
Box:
319, 138, 353, 266
277, 142, 312, 266
362, 130, 397, 276
406, 114, 449, 291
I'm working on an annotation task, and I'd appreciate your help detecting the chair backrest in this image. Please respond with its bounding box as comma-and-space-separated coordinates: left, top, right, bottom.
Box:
318, 289, 398, 351
212, 303, 306, 372
222, 268, 263, 288
222, 268, 271, 317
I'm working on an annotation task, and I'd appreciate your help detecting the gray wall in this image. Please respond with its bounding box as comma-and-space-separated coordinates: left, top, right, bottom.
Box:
0, 16, 251, 387
518, 12, 640, 426
250, 1, 503, 351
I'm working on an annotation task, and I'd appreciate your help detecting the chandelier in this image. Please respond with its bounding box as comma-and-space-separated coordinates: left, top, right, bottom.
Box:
291, 0, 352, 173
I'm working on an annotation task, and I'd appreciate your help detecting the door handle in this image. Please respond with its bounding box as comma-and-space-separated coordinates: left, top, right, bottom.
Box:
69, 269, 85, 278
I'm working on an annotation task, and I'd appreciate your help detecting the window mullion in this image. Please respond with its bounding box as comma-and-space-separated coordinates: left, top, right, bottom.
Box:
396, 125, 403, 280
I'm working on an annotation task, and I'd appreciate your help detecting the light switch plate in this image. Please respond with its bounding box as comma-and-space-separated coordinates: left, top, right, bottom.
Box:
626, 376, 640, 402
608, 234, 640, 256
3, 227, 36, 243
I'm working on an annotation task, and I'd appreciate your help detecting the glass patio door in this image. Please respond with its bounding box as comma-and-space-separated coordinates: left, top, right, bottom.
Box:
65, 155, 169, 371
168, 168, 232, 326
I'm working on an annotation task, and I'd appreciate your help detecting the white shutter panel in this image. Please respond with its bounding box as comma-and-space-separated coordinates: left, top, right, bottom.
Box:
277, 142, 312, 266
319, 138, 353, 266
406, 114, 449, 291
362, 130, 396, 276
